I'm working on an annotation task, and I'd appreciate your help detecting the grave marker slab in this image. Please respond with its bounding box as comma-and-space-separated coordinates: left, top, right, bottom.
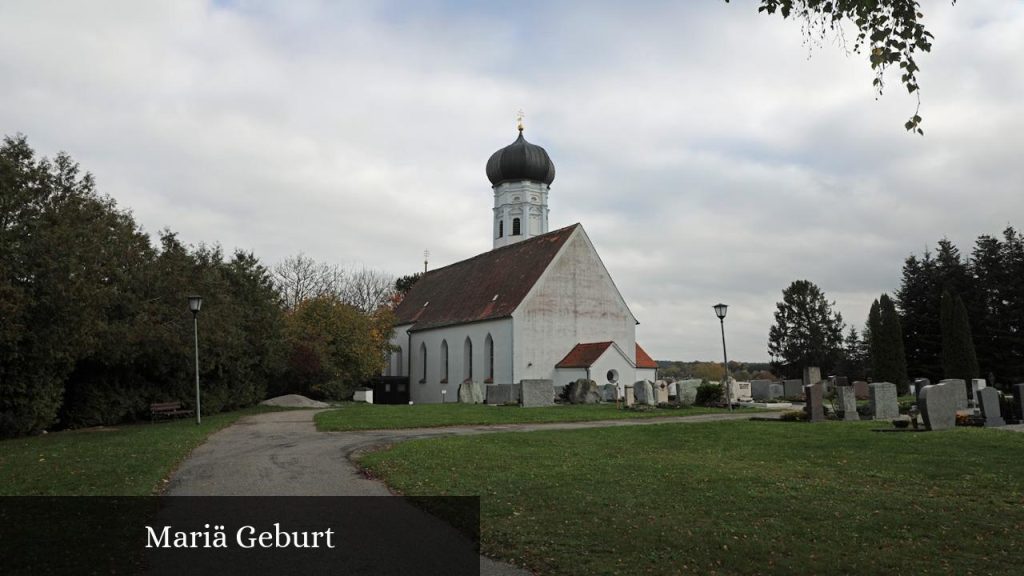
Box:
458, 380, 483, 404
675, 379, 700, 406
977, 388, 1005, 427
768, 383, 784, 400
634, 380, 656, 406
655, 381, 670, 404
783, 379, 804, 399
803, 366, 822, 386
486, 384, 517, 405
751, 380, 774, 401
853, 381, 870, 400
836, 386, 859, 421
920, 382, 958, 430
520, 379, 554, 407
869, 382, 899, 420
939, 379, 969, 411
804, 382, 825, 422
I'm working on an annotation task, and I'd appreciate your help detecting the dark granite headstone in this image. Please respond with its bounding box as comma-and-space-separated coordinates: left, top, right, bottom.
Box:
1014, 383, 1024, 422
803, 382, 825, 422
852, 381, 870, 400
977, 388, 1005, 427
834, 376, 849, 387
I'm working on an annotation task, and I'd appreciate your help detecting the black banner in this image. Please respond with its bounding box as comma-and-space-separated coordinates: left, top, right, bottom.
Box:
0, 496, 480, 576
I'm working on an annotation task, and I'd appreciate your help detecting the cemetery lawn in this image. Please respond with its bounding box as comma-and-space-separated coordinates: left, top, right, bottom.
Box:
361, 420, 1024, 576
315, 403, 728, 431
0, 406, 289, 495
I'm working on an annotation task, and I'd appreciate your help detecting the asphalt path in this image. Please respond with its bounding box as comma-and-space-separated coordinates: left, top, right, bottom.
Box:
165, 408, 780, 574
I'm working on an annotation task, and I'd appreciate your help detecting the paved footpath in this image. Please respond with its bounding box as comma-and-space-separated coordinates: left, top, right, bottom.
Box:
166, 408, 779, 574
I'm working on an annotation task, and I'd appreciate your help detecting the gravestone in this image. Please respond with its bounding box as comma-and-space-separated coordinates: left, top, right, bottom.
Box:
852, 381, 870, 400
783, 379, 804, 399
803, 366, 822, 386
600, 383, 618, 402
836, 386, 859, 421
920, 382, 959, 430
668, 381, 678, 398
768, 383, 784, 400
971, 378, 987, 404
634, 380, 656, 406
939, 379, 969, 411
520, 379, 554, 407
1012, 383, 1024, 423
803, 382, 825, 422
486, 383, 519, 405
458, 380, 483, 404
567, 379, 601, 404
833, 376, 849, 387
655, 381, 670, 404
751, 380, 774, 401
675, 379, 700, 406
624, 384, 635, 407
730, 381, 752, 401
977, 388, 1006, 427
869, 382, 899, 420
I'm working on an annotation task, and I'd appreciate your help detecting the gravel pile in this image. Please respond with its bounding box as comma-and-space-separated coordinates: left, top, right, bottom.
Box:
259, 394, 330, 408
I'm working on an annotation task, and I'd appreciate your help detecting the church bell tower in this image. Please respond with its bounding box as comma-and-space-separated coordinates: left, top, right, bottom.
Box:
485, 118, 555, 250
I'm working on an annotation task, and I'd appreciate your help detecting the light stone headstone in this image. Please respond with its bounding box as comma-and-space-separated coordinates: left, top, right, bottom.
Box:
939, 379, 969, 411
977, 387, 1005, 427
519, 380, 554, 407
730, 381, 752, 401
634, 380, 656, 406
675, 379, 700, 406
836, 386, 859, 421
567, 379, 601, 404
486, 383, 518, 405
783, 379, 804, 399
971, 378, 987, 404
869, 382, 899, 420
803, 366, 822, 386
804, 382, 825, 422
624, 385, 635, 407
920, 382, 959, 430
458, 380, 483, 404
655, 380, 670, 404
768, 383, 784, 400
668, 382, 678, 398
600, 383, 618, 402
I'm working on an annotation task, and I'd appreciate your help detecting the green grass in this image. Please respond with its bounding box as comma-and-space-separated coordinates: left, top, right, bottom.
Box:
0, 406, 290, 495
361, 421, 1024, 576
315, 403, 732, 431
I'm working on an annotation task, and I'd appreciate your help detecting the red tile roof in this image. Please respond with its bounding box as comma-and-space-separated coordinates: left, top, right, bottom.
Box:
635, 343, 658, 369
555, 342, 614, 368
394, 224, 580, 331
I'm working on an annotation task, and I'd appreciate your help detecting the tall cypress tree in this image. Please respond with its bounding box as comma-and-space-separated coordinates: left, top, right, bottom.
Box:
941, 290, 980, 391
878, 294, 909, 393
866, 299, 882, 380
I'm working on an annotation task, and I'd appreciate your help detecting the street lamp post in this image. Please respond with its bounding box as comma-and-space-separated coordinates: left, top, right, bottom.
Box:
713, 303, 732, 412
188, 295, 203, 425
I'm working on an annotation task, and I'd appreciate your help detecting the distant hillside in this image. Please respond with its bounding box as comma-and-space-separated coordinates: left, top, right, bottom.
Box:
655, 360, 773, 382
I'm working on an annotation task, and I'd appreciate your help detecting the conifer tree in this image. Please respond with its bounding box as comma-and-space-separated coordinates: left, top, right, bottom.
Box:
940, 290, 979, 390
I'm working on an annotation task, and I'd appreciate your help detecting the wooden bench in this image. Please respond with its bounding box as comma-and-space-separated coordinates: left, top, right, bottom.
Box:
150, 401, 195, 422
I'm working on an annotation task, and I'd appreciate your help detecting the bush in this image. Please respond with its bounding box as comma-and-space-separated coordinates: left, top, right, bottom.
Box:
695, 382, 724, 406
779, 410, 808, 422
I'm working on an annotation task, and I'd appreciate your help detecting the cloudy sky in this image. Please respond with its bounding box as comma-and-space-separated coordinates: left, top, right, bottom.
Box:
2, 0, 1022, 362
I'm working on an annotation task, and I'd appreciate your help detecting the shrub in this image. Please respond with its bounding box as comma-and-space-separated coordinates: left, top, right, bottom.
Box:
695, 382, 724, 406
779, 410, 807, 422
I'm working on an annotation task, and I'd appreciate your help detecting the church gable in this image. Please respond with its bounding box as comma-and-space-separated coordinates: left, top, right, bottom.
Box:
393, 224, 579, 331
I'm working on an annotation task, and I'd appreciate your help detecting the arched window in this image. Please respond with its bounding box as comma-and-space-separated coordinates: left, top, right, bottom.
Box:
419, 342, 427, 383
484, 334, 494, 382
498, 220, 504, 238
512, 218, 521, 236
440, 340, 449, 382
395, 346, 403, 376
463, 337, 473, 381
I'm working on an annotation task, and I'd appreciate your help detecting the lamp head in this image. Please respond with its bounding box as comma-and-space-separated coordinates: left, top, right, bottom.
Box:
188, 295, 203, 315
713, 303, 728, 320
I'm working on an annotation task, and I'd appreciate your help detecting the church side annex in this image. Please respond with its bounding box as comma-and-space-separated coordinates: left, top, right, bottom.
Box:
386, 125, 657, 403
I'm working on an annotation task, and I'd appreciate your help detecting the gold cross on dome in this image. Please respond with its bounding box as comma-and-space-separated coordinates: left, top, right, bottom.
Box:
516, 109, 524, 132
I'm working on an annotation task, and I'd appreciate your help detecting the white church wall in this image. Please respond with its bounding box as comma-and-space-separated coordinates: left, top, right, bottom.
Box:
404, 318, 513, 404
385, 323, 414, 377
588, 346, 637, 389
513, 228, 637, 383
636, 368, 658, 382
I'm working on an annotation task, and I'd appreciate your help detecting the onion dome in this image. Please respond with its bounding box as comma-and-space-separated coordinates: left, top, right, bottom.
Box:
485, 129, 556, 186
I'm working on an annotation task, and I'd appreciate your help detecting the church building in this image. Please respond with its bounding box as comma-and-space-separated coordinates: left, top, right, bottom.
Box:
387, 125, 657, 403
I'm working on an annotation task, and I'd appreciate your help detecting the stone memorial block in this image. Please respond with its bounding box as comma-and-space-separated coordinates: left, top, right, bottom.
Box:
836, 386, 859, 421
634, 380, 656, 406
668, 382, 678, 398
1014, 383, 1024, 422
869, 382, 899, 420
833, 376, 849, 387
675, 379, 700, 406
803, 382, 825, 422
520, 379, 554, 407
977, 388, 1005, 427
567, 379, 601, 404
624, 385, 635, 407
751, 380, 773, 401
971, 378, 987, 403
730, 381, 752, 401
458, 380, 483, 404
600, 383, 618, 402
784, 379, 804, 399
920, 382, 959, 431
853, 381, 870, 400
803, 366, 822, 386
655, 381, 670, 404
939, 379, 969, 411
768, 383, 784, 400
485, 384, 507, 405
